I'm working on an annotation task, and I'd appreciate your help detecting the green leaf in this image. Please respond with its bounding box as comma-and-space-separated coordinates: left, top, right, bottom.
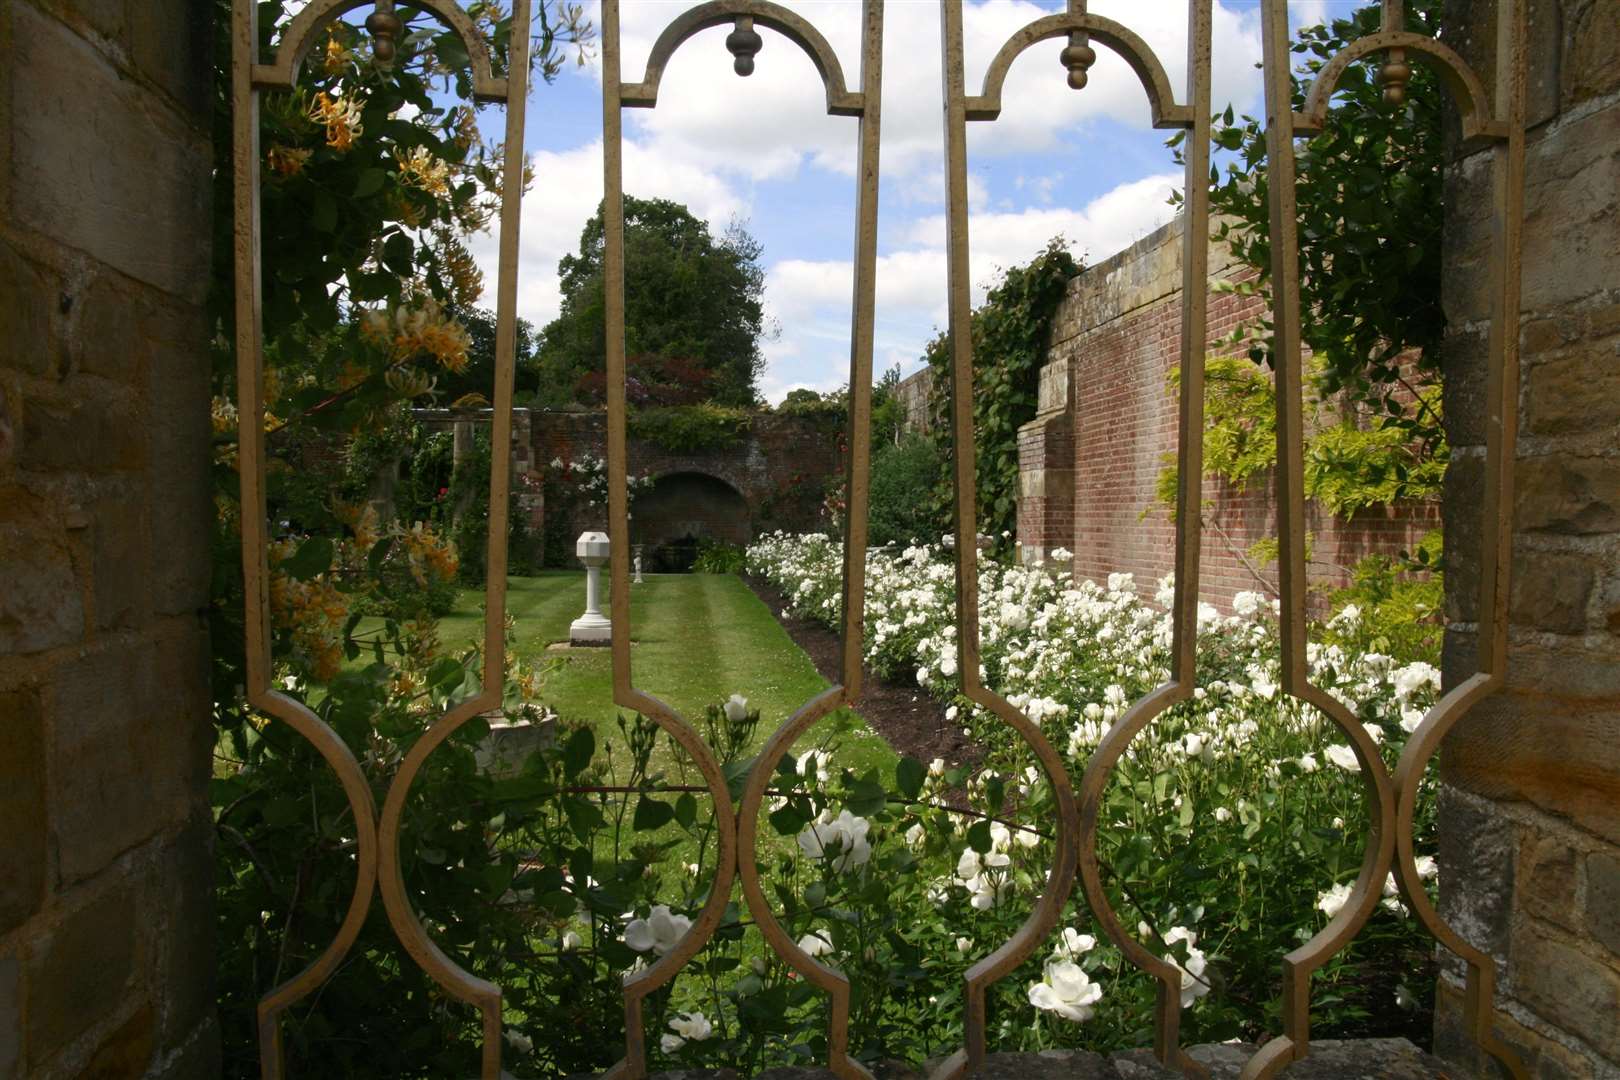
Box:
632, 796, 675, 832
674, 792, 697, 829
354, 168, 387, 197
382, 232, 415, 277
562, 726, 595, 777
277, 536, 333, 581
312, 189, 338, 233
768, 803, 807, 836
895, 757, 925, 800
846, 777, 886, 818
427, 656, 463, 691
966, 819, 993, 854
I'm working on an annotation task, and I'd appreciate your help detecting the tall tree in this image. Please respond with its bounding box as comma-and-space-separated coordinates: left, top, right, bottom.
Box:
538, 196, 768, 406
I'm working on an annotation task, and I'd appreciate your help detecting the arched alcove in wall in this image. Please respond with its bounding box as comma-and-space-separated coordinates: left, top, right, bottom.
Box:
633, 471, 751, 570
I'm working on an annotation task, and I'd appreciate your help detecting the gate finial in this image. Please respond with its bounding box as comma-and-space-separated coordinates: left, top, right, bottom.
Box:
1061, 0, 1094, 90
726, 16, 763, 76
367, 0, 403, 66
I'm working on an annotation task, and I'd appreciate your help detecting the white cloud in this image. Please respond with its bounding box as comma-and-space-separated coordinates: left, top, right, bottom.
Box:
759, 170, 1179, 398
606, 0, 1268, 184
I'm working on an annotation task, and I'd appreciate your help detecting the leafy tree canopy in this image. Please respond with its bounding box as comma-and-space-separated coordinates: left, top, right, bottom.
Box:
1174, 0, 1444, 448
538, 195, 769, 407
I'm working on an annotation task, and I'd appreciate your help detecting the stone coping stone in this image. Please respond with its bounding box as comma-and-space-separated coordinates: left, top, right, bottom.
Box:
620, 1039, 1447, 1080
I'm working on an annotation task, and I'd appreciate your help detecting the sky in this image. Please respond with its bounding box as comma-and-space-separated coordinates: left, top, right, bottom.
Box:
468, 0, 1361, 403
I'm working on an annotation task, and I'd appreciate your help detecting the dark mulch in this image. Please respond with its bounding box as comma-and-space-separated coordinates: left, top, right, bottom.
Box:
741, 574, 979, 769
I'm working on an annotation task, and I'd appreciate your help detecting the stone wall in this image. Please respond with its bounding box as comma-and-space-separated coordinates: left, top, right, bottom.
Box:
0, 1, 218, 1077
530, 410, 843, 553
1433, 0, 1620, 1074
1017, 220, 1440, 609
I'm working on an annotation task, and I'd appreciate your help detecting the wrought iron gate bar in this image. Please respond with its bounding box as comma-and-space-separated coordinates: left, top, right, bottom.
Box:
601, 3, 884, 1077
1247, 1, 1527, 1076
231, 1, 531, 1075
228, 1, 1531, 1075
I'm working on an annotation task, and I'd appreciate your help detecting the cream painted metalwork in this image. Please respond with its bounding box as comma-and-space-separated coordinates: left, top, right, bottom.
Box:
939, 2, 1212, 1075
231, 2, 530, 1076
1253, 1, 1527, 1076
232, 0, 1528, 1076
599, 3, 884, 1076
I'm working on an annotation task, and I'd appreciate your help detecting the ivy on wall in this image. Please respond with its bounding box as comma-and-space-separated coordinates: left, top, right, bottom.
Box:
924, 240, 1081, 553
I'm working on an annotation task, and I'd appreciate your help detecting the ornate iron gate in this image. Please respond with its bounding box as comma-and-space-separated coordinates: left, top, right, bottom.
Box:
230, 0, 1528, 1076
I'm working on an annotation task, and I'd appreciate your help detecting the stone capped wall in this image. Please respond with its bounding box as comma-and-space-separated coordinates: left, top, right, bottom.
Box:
1433, 0, 1620, 1073
0, 1, 218, 1076
530, 410, 843, 552
1018, 219, 1439, 608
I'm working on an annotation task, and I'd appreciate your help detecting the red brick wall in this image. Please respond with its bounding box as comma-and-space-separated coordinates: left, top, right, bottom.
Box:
1030, 219, 1439, 610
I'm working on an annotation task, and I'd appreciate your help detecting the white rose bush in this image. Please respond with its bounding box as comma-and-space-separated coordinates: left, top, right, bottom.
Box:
448, 533, 1446, 1077
734, 531, 1446, 1056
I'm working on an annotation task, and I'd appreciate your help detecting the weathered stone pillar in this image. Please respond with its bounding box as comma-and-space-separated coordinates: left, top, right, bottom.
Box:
1016, 355, 1076, 567
0, 0, 219, 1075
1435, 0, 1620, 1072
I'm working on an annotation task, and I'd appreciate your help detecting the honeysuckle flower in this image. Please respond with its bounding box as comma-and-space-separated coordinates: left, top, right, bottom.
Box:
1324, 744, 1361, 772
723, 693, 749, 723
797, 808, 872, 872
1027, 959, 1103, 1021
624, 905, 691, 955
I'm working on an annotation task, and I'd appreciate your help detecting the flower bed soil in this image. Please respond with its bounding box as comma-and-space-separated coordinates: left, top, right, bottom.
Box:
742, 573, 980, 769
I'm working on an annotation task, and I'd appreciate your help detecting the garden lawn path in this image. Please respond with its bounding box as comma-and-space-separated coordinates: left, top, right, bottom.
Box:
368, 571, 898, 782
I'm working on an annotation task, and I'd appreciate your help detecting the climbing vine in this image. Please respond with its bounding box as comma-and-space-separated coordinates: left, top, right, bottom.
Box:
1156, 357, 1447, 518
924, 239, 1081, 553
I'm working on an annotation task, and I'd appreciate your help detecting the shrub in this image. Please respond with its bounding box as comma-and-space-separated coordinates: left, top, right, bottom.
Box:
868, 432, 945, 547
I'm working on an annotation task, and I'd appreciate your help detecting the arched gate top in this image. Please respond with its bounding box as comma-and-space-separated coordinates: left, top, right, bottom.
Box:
251, 0, 509, 102
621, 0, 865, 116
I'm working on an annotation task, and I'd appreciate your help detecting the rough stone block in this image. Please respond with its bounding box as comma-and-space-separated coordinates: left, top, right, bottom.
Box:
0, 517, 84, 655
1435, 784, 1516, 967
19, 381, 146, 475
149, 822, 217, 1046
0, 237, 54, 378
0, 951, 18, 1079
142, 300, 212, 616
7, 5, 211, 300
1513, 926, 1620, 1061
26, 886, 138, 1064
1520, 104, 1620, 314
0, 687, 47, 936
1563, 0, 1620, 108
1526, 348, 1620, 437
1444, 692, 1620, 847
80, 1002, 155, 1079
1586, 852, 1620, 957
1434, 978, 1596, 1080
1515, 455, 1620, 536
50, 638, 196, 883
91, 483, 150, 631
1519, 832, 1583, 936
1509, 551, 1596, 635
126, 0, 213, 126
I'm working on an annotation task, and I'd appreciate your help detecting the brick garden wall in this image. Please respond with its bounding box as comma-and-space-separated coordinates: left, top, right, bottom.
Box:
0, 1, 218, 1076
1431, 0, 1620, 1073
1019, 219, 1440, 609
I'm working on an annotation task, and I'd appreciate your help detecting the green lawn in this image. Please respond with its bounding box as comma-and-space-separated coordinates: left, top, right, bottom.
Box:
369, 571, 897, 779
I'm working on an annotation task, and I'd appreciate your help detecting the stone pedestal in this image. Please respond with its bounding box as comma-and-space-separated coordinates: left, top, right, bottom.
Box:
570, 531, 612, 644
